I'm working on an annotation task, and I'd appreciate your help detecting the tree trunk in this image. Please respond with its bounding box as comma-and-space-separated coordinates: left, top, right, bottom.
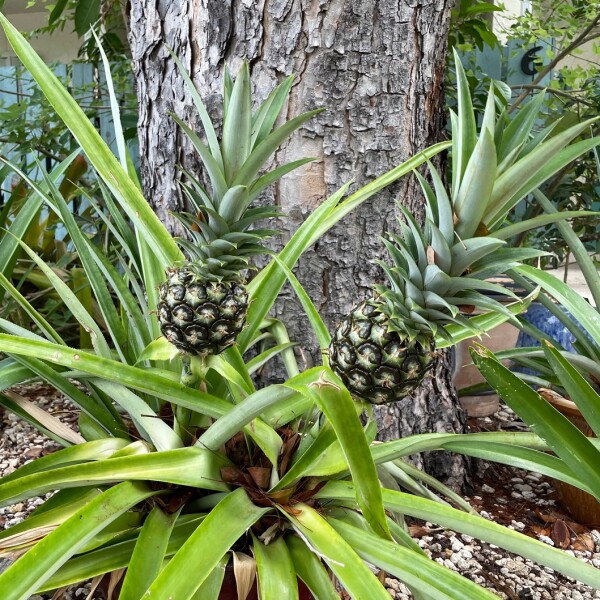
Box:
128, 0, 468, 489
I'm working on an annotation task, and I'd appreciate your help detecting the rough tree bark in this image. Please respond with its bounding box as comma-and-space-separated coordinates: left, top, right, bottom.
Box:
128, 0, 468, 489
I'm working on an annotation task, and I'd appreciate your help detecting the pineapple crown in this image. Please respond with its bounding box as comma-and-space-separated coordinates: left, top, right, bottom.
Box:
170, 59, 323, 281
373, 50, 600, 343
374, 195, 513, 345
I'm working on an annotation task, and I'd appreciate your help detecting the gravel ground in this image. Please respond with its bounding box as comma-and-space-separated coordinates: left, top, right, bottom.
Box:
1, 385, 600, 599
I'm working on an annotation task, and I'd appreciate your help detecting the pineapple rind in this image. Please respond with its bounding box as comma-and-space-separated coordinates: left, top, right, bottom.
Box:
158, 267, 248, 356
330, 299, 435, 404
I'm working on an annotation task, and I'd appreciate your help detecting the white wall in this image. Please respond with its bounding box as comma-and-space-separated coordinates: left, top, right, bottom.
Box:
0, 8, 81, 64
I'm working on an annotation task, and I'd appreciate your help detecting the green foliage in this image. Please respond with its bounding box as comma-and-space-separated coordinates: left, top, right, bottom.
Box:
450, 0, 502, 51
0, 59, 136, 172
29, 0, 127, 57
0, 12, 599, 600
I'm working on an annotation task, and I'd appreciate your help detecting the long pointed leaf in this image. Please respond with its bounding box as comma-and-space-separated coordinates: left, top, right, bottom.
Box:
253, 535, 298, 600
285, 503, 391, 599
141, 488, 268, 600
119, 505, 179, 600
471, 345, 600, 501
0, 448, 228, 506
285, 535, 339, 600
329, 516, 497, 599
319, 482, 600, 590
0, 15, 181, 267
289, 372, 391, 540
0, 481, 154, 600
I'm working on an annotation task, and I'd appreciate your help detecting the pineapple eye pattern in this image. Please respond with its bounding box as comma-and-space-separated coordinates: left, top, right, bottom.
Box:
158, 274, 249, 356
330, 300, 435, 403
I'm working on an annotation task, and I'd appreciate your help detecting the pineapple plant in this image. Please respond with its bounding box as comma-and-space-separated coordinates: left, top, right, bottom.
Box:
330, 53, 600, 404
158, 61, 320, 356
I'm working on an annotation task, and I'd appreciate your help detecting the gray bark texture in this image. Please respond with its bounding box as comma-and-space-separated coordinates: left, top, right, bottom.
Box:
128, 0, 468, 489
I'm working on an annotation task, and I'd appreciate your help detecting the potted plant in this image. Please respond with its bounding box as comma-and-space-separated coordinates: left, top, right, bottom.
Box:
0, 16, 600, 599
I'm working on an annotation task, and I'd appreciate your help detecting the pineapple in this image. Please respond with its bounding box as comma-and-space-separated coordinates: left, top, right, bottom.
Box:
330, 52, 600, 404
158, 61, 320, 356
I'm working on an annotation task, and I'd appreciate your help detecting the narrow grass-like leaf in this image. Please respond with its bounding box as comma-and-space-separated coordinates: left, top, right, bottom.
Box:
272, 422, 337, 491
245, 342, 298, 376
11, 234, 112, 358
253, 535, 298, 600
0, 439, 130, 485
93, 29, 127, 169
273, 255, 331, 349
0, 335, 233, 418
232, 108, 323, 186
251, 74, 294, 148
0, 358, 33, 392
436, 291, 536, 348
39, 514, 206, 591
471, 345, 600, 501
308, 430, 551, 478
497, 92, 545, 164
329, 516, 497, 599
168, 47, 223, 171
533, 189, 600, 309
0, 481, 154, 600
171, 115, 228, 201
542, 342, 600, 438
37, 162, 131, 360
319, 482, 600, 589
512, 265, 600, 347
141, 488, 268, 600
391, 459, 475, 513
485, 126, 600, 229
9, 354, 126, 439
191, 555, 228, 600
0, 15, 180, 267
198, 385, 296, 455
439, 439, 592, 494
491, 210, 599, 241
510, 270, 599, 360
0, 270, 63, 343
0, 488, 101, 549
90, 379, 183, 451
0, 152, 78, 275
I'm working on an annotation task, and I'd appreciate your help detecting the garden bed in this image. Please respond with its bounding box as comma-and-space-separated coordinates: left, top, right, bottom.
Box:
1, 384, 599, 599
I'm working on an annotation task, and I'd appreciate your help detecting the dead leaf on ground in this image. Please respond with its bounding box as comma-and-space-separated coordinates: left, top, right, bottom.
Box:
552, 519, 571, 549
572, 533, 594, 552
408, 525, 443, 538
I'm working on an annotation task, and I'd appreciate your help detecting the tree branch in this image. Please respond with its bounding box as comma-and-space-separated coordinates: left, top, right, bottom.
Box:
510, 83, 596, 107
508, 11, 600, 113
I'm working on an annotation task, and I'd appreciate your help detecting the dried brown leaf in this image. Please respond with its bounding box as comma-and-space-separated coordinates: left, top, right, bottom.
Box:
572, 533, 595, 552
233, 551, 256, 600
552, 519, 571, 549
408, 525, 443, 538
248, 466, 271, 489
4, 391, 85, 445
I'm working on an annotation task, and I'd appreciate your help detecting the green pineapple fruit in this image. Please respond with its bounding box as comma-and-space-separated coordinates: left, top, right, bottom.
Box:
330, 52, 600, 404
158, 61, 320, 356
